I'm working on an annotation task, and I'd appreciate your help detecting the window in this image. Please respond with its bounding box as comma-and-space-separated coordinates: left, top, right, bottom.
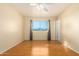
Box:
32, 20, 48, 31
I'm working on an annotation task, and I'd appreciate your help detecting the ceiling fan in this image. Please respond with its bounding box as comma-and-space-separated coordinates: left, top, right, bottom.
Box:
29, 3, 48, 12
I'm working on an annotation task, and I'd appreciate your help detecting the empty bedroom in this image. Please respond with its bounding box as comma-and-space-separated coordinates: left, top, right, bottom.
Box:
0, 3, 79, 56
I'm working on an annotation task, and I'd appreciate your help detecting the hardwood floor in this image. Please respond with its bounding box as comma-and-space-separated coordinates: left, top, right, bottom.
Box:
0, 40, 79, 56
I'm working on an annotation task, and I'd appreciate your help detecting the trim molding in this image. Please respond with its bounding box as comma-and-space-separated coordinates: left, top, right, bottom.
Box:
67, 45, 79, 54
0, 40, 23, 54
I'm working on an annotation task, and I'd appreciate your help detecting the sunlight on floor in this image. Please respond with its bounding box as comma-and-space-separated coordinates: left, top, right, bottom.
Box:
32, 46, 48, 56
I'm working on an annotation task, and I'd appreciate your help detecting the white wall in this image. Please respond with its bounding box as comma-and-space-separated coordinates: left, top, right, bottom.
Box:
59, 4, 79, 53
0, 4, 24, 53
24, 17, 56, 40
55, 18, 61, 41
24, 17, 30, 40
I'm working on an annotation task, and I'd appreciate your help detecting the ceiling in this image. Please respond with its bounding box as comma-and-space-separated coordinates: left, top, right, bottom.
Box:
12, 3, 70, 17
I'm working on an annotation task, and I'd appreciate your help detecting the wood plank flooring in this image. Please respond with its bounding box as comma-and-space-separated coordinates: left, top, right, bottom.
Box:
0, 40, 79, 56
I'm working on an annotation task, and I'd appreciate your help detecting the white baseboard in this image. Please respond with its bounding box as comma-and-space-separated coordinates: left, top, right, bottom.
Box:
67, 45, 79, 54
0, 40, 24, 54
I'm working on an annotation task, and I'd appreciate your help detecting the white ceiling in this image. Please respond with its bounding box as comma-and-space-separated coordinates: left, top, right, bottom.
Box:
12, 3, 70, 17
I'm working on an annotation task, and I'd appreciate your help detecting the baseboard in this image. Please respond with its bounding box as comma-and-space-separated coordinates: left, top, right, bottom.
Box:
0, 40, 24, 54
67, 45, 79, 54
